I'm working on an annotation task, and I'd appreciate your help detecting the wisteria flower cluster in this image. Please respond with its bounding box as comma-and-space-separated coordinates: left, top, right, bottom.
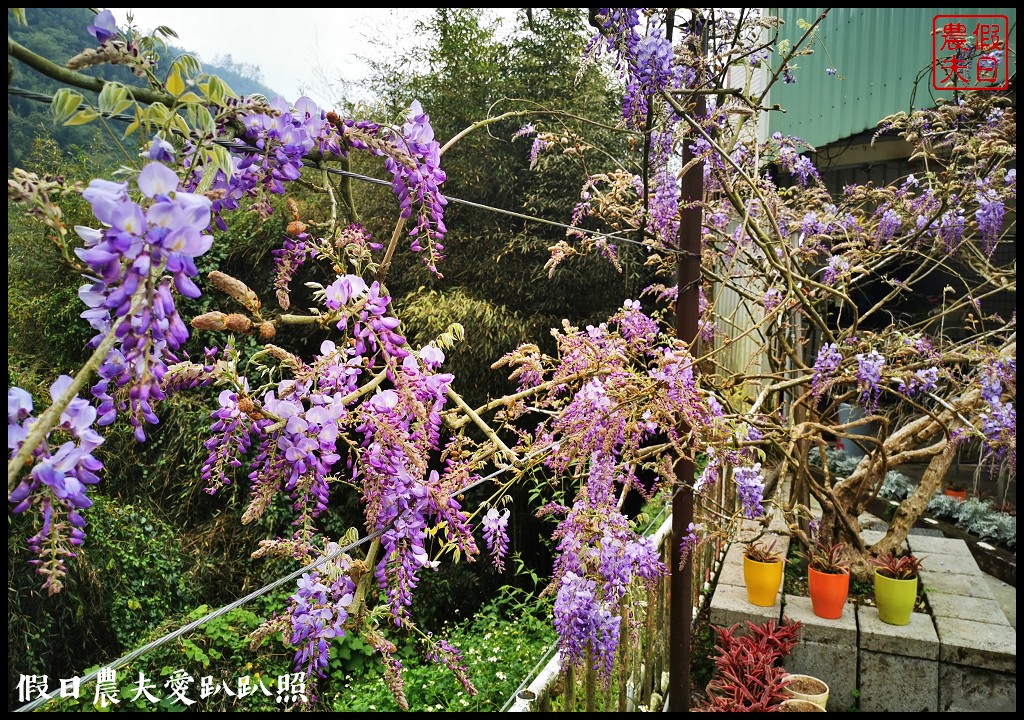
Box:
547, 453, 665, 684
288, 549, 356, 681
9, 377, 105, 594
76, 160, 213, 441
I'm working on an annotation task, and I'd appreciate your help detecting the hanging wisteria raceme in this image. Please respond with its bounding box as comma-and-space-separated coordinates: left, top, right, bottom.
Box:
384, 101, 448, 274
733, 463, 766, 519
287, 548, 356, 683
8, 377, 105, 595
481, 507, 511, 572
76, 160, 214, 441
200, 385, 252, 493
977, 357, 1017, 472
855, 350, 886, 413
546, 452, 665, 684
811, 343, 844, 400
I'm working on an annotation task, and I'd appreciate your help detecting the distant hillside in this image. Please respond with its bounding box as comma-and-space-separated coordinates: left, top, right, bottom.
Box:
7, 7, 282, 168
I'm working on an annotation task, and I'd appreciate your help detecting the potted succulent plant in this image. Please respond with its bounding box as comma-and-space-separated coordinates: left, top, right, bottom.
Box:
800, 539, 850, 620
742, 538, 785, 607
869, 551, 925, 626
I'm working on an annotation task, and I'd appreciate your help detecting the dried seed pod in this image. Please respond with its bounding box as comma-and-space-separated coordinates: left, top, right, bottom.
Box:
286, 220, 308, 236
190, 311, 228, 331
224, 313, 253, 333
263, 344, 301, 371
208, 270, 261, 313
258, 322, 276, 339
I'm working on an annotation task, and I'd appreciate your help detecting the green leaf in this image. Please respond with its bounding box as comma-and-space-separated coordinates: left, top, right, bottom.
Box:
186, 104, 216, 135
51, 88, 84, 124
208, 143, 234, 178
65, 108, 100, 126
10, 8, 27, 26
178, 91, 204, 105
200, 77, 225, 106
123, 106, 143, 138
98, 82, 131, 116
176, 54, 201, 78
166, 66, 185, 97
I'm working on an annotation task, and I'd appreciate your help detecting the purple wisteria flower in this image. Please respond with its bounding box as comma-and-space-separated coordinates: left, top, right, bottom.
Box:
548, 453, 665, 684
734, 463, 765, 519
822, 255, 849, 286
289, 548, 355, 681
974, 188, 1005, 256
142, 134, 175, 163
876, 208, 901, 244
418, 344, 445, 370
75, 161, 213, 441
200, 386, 252, 493
855, 350, 886, 412
774, 134, 819, 186
679, 522, 702, 564
511, 122, 535, 140
812, 343, 843, 399
481, 507, 511, 572
9, 377, 105, 594
977, 358, 1016, 471
938, 209, 966, 253
763, 287, 783, 314
896, 367, 939, 396
384, 100, 448, 274
87, 9, 117, 44
273, 233, 312, 311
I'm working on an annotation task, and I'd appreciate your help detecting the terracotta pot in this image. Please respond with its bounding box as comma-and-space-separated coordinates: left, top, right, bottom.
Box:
743, 555, 783, 606
779, 698, 827, 712
808, 567, 850, 619
783, 673, 829, 709
873, 569, 918, 626
945, 488, 967, 501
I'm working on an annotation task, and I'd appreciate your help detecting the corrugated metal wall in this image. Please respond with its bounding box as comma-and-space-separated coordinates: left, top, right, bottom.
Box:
711, 272, 772, 404
767, 7, 1017, 148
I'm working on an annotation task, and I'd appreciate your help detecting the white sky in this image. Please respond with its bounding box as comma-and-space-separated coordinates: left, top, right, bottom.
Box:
107, 8, 519, 110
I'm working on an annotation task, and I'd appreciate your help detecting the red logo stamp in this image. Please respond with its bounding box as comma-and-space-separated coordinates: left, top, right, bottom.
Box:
932, 15, 1009, 91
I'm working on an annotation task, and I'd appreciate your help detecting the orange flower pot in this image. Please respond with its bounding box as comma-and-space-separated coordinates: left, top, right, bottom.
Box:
808, 567, 850, 619
945, 488, 967, 501
743, 555, 784, 606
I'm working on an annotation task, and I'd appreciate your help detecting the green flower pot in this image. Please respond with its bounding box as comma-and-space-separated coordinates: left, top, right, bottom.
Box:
873, 569, 918, 625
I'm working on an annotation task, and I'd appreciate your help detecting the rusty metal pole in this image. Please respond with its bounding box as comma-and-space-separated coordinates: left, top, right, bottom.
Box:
668, 16, 706, 712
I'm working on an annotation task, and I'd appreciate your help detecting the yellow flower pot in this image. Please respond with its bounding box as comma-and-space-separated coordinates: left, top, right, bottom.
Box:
743, 555, 783, 606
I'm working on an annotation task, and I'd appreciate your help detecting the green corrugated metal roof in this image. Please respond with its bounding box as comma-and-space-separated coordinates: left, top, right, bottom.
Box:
767, 8, 1017, 148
